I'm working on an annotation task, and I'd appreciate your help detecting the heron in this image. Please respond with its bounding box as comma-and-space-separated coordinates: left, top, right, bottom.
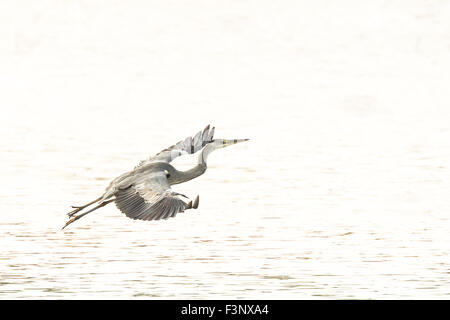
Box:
62, 125, 249, 229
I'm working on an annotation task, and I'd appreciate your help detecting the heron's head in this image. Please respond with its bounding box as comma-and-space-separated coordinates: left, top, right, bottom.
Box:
199, 138, 249, 164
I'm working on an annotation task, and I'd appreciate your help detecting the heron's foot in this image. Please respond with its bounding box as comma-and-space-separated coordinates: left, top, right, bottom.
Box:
67, 206, 83, 217
66, 197, 103, 217
62, 216, 77, 230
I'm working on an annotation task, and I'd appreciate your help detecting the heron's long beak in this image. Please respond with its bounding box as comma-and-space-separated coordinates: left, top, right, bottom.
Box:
220, 138, 250, 148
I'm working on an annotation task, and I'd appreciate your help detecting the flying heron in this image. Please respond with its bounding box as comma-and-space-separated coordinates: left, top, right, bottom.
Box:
62, 125, 249, 229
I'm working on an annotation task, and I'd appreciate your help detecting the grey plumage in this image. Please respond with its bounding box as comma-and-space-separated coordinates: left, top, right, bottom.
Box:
115, 186, 186, 221
63, 125, 249, 229
136, 124, 214, 167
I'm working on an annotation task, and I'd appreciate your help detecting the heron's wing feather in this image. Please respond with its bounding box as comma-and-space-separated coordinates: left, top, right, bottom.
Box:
114, 171, 188, 221
135, 125, 215, 168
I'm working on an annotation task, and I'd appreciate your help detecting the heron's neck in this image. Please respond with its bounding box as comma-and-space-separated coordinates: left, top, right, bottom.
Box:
167, 145, 213, 185
198, 143, 215, 166
169, 163, 207, 185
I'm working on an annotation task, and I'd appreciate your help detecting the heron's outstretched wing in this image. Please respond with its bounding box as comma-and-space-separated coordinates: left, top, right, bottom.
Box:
135, 125, 215, 168
115, 171, 188, 221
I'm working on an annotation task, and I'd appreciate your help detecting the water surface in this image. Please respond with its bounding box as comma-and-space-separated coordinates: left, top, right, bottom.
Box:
0, 0, 449, 299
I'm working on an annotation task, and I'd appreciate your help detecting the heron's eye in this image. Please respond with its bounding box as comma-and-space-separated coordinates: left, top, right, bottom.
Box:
164, 170, 171, 178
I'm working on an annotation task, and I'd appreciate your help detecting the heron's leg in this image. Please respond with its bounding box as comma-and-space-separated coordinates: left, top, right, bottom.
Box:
62, 199, 115, 230
67, 197, 102, 217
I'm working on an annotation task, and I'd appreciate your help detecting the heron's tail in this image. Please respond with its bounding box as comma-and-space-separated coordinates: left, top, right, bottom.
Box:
62, 198, 114, 230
